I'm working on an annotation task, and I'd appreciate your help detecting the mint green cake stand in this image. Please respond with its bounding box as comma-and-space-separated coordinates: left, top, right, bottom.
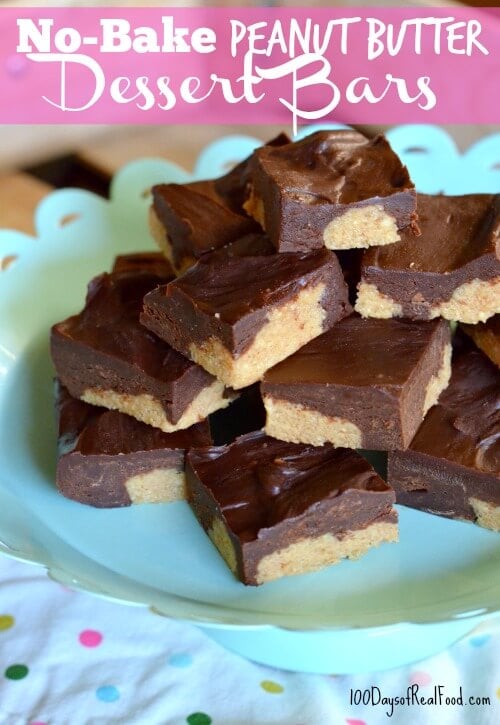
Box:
0, 125, 499, 673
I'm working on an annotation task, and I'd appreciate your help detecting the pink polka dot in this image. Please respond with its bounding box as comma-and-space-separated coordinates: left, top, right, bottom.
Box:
79, 629, 103, 648
346, 719, 366, 725
409, 670, 432, 687
30, 721, 47, 725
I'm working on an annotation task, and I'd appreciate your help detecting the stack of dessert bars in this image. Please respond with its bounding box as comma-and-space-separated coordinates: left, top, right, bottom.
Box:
50, 130, 499, 586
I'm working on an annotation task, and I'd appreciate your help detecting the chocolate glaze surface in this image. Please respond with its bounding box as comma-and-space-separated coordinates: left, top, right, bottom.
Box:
152, 134, 289, 268
248, 131, 417, 252
51, 253, 217, 424
141, 249, 351, 356
56, 383, 211, 507
153, 182, 257, 268
361, 194, 500, 315
186, 431, 396, 583
388, 346, 500, 520
262, 315, 451, 449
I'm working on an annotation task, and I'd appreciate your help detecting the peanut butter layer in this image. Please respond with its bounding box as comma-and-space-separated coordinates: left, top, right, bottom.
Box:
141, 249, 351, 389
186, 431, 398, 585
388, 345, 500, 530
357, 194, 500, 322
151, 133, 289, 272
56, 383, 211, 508
461, 316, 500, 368
51, 253, 232, 429
262, 315, 452, 450
245, 130, 417, 252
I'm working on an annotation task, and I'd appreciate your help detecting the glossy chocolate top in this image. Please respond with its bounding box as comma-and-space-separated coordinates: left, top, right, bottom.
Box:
263, 315, 446, 387
252, 130, 414, 205
163, 248, 339, 325
363, 194, 500, 273
152, 181, 258, 265
57, 383, 211, 457
187, 431, 391, 542
52, 254, 199, 382
409, 348, 499, 475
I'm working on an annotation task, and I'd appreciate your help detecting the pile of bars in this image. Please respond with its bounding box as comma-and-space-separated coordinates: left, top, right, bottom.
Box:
51, 130, 500, 586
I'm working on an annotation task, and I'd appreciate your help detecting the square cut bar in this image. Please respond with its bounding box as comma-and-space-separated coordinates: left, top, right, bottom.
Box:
356, 194, 500, 324
141, 248, 352, 390
150, 133, 289, 274
244, 130, 417, 252
388, 346, 499, 531
51, 253, 235, 433
262, 315, 452, 450
461, 316, 500, 368
56, 383, 212, 508
186, 431, 398, 585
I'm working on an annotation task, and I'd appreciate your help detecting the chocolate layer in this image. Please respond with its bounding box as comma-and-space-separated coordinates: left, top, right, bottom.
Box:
152, 182, 258, 269
152, 134, 289, 269
56, 383, 211, 507
461, 316, 500, 368
361, 194, 500, 316
262, 315, 451, 449
186, 431, 396, 584
141, 248, 351, 357
247, 130, 417, 252
51, 253, 218, 425
388, 346, 499, 523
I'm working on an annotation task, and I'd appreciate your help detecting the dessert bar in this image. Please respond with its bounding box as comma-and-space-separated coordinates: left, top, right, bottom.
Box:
186, 431, 398, 585
56, 383, 212, 508
141, 248, 351, 389
388, 345, 499, 531
244, 130, 417, 252
356, 194, 500, 324
150, 133, 289, 274
262, 315, 452, 450
51, 253, 235, 433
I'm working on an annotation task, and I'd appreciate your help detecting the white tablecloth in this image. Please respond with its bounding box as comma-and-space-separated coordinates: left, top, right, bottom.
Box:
0, 555, 498, 725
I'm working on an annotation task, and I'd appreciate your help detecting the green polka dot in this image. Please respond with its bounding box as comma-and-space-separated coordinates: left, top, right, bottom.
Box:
0, 615, 15, 631
261, 679, 284, 694
186, 713, 212, 725
5, 664, 29, 680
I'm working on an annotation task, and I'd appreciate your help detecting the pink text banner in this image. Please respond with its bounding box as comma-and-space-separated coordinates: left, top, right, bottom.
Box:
0, 6, 499, 128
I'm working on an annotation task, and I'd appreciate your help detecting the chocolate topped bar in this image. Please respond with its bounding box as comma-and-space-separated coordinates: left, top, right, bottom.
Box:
262, 315, 452, 450
244, 130, 417, 252
51, 253, 235, 433
461, 316, 500, 368
56, 383, 211, 507
141, 248, 351, 389
356, 194, 500, 324
150, 133, 290, 274
151, 183, 258, 273
388, 346, 500, 530
186, 431, 398, 585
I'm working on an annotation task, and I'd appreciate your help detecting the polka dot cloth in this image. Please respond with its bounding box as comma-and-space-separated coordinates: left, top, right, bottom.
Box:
0, 556, 499, 724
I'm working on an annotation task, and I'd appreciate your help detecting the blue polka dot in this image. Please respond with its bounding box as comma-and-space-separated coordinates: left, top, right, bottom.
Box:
96, 685, 120, 702
169, 652, 193, 668
470, 634, 491, 647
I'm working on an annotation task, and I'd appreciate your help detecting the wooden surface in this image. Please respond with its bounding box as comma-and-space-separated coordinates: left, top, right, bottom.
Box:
0, 173, 51, 235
